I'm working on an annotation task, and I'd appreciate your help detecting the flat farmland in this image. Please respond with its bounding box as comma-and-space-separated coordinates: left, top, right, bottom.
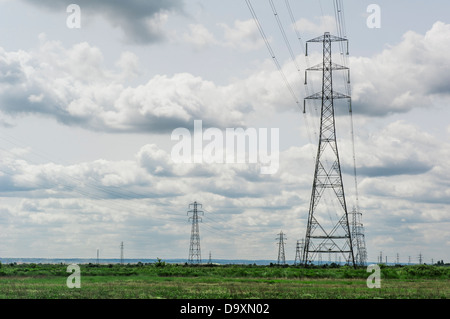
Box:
0, 263, 448, 299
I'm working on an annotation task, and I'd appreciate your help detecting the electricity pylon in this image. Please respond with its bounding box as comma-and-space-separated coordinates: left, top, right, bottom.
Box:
294, 239, 304, 265
187, 201, 203, 264
276, 231, 287, 265
303, 32, 355, 268
351, 207, 367, 266
120, 242, 124, 265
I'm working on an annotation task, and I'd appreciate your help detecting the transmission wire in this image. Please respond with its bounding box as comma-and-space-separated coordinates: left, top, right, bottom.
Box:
245, 0, 300, 108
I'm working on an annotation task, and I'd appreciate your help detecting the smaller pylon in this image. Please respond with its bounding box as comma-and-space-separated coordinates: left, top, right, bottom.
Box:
351, 206, 367, 266
294, 239, 304, 265
276, 231, 287, 265
120, 242, 124, 265
187, 201, 204, 264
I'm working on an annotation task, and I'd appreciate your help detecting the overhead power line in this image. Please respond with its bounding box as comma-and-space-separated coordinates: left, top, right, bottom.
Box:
245, 0, 300, 108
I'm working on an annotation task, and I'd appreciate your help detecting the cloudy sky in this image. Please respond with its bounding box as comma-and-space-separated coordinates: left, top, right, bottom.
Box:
0, 0, 449, 264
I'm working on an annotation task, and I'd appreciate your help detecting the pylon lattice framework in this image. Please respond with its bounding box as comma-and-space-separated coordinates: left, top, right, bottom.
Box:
120, 241, 124, 265
294, 239, 304, 265
187, 201, 203, 264
351, 207, 367, 266
276, 231, 287, 265
303, 32, 355, 267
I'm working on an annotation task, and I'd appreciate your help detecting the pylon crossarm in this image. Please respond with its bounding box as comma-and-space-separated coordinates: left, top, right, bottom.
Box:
307, 62, 348, 72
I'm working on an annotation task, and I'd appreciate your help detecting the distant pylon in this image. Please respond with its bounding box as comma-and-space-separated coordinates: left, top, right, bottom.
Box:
120, 242, 124, 265
303, 32, 355, 268
276, 231, 287, 265
294, 239, 304, 265
351, 206, 367, 266
187, 201, 203, 264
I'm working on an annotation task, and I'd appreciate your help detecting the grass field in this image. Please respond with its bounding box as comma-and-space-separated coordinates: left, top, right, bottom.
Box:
0, 262, 448, 299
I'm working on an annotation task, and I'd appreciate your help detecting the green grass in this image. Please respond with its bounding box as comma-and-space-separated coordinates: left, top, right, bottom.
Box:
0, 263, 448, 299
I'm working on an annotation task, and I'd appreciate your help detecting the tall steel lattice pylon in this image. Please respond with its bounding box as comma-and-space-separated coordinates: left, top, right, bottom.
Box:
276, 231, 287, 265
303, 32, 355, 268
187, 201, 203, 264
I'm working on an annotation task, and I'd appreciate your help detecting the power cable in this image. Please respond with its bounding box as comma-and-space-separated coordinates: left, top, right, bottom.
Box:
246, 0, 300, 108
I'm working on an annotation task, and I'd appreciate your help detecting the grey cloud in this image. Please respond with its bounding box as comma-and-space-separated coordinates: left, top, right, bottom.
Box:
0, 59, 24, 85
0, 142, 283, 203
342, 121, 437, 180
356, 161, 433, 178
21, 0, 184, 44
350, 22, 450, 117
0, 42, 246, 134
